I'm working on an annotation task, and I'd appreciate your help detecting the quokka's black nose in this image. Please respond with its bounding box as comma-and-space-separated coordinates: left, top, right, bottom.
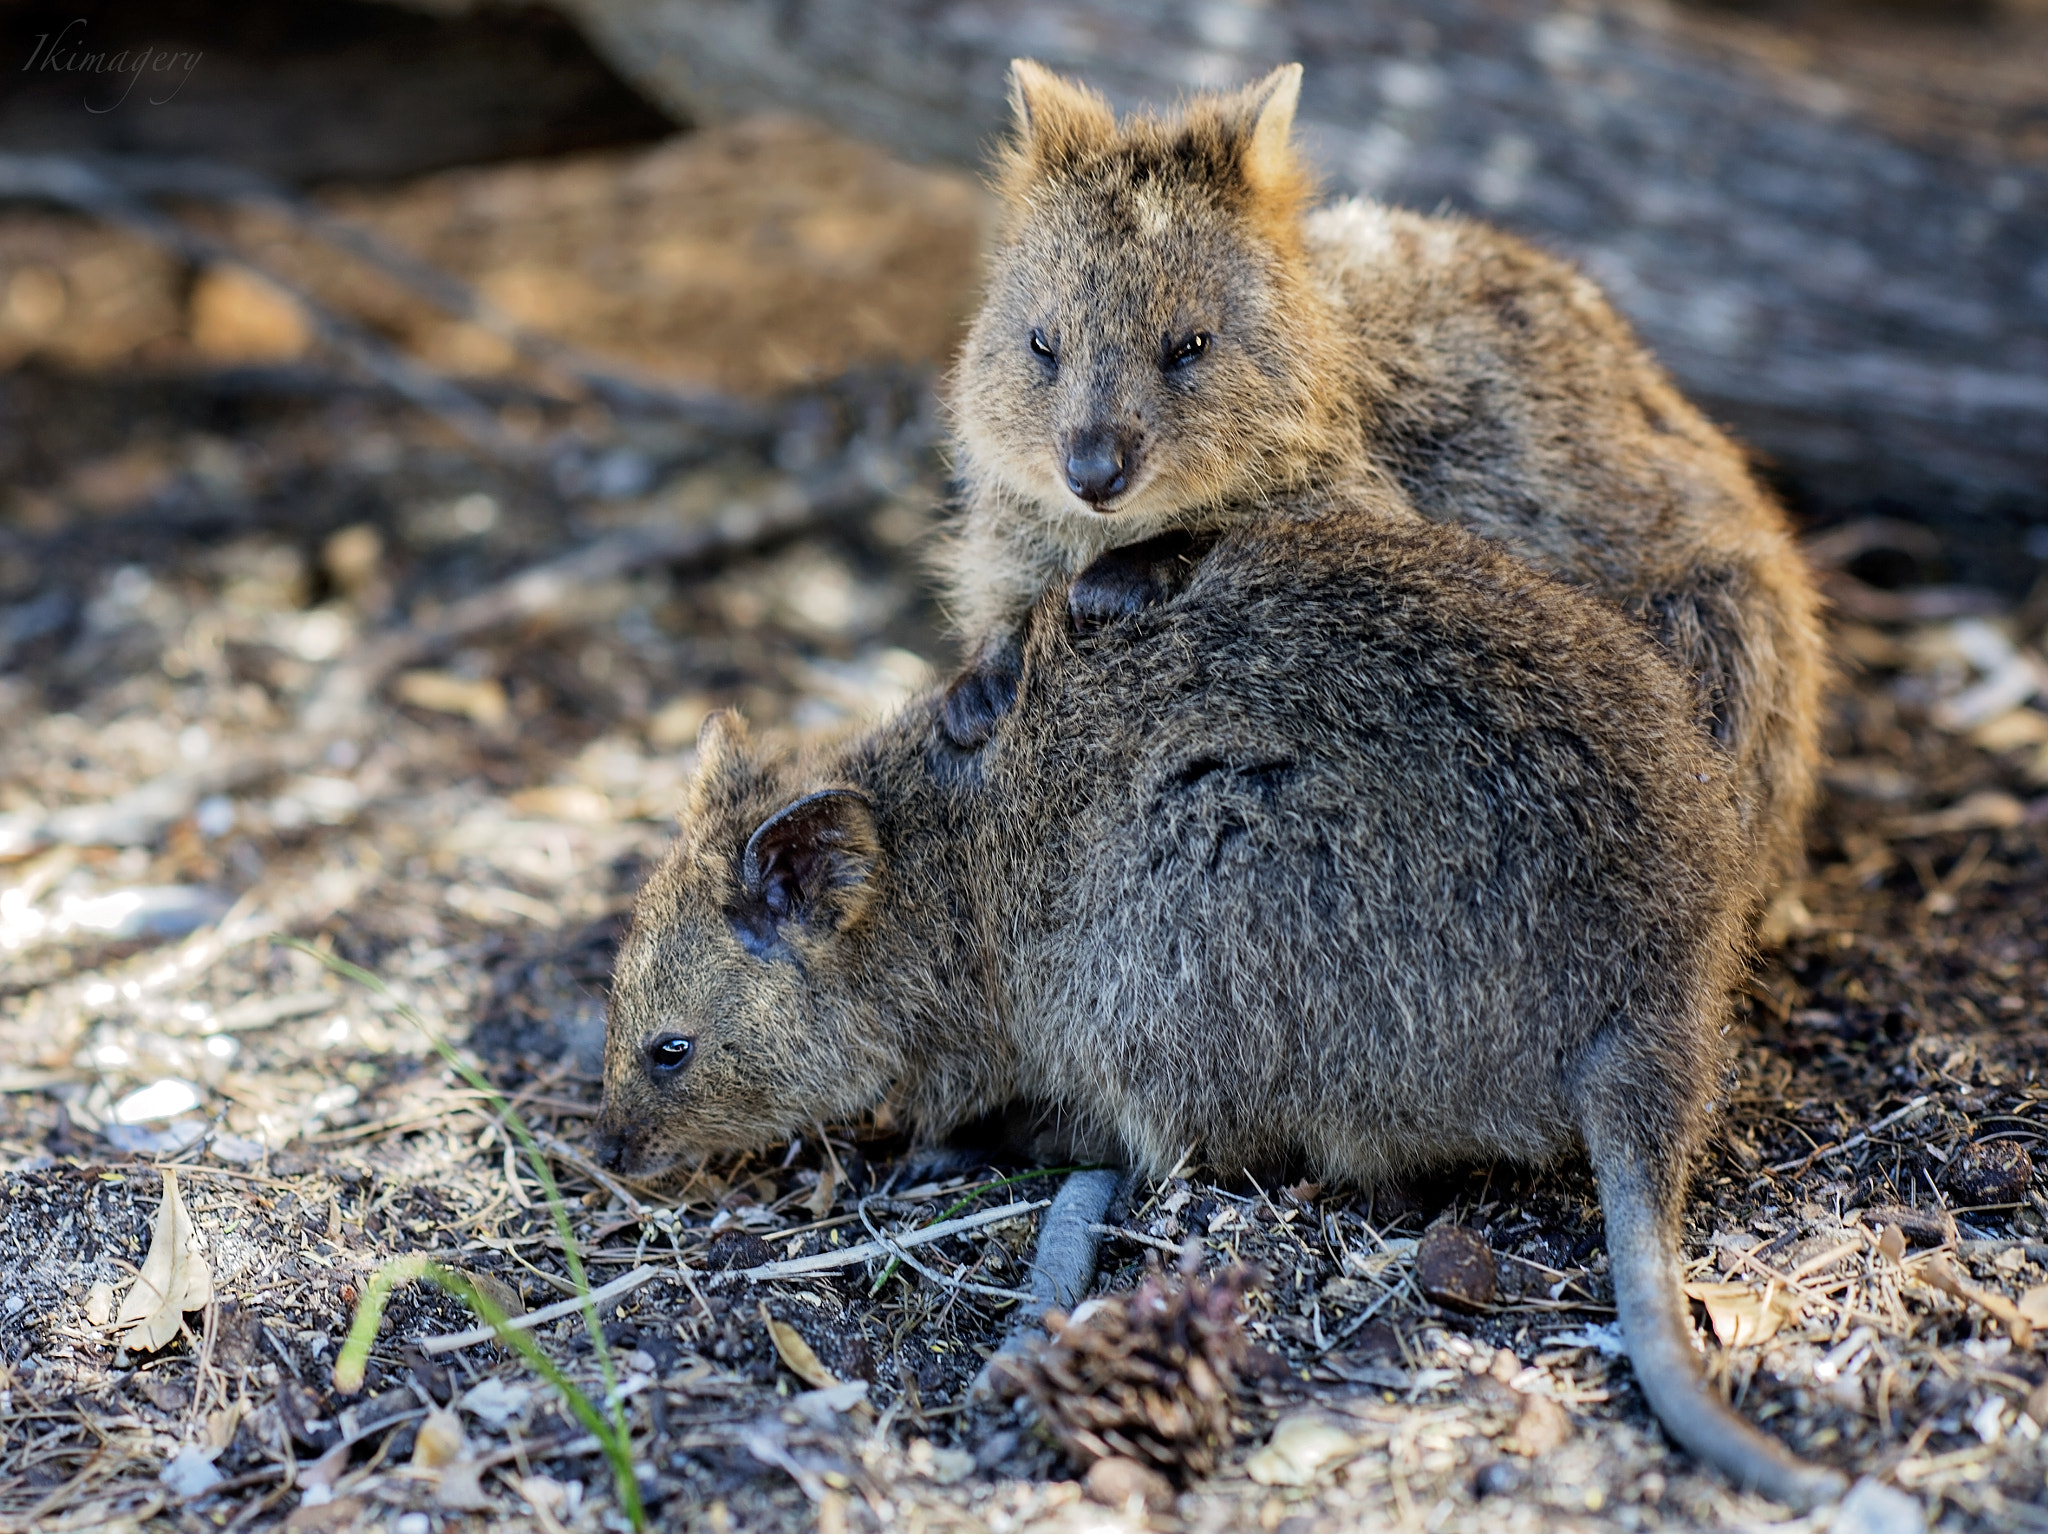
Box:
1064, 427, 1133, 505
594, 1127, 632, 1173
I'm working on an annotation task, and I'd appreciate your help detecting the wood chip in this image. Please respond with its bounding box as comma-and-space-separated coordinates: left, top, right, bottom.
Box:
1919, 1255, 2035, 1348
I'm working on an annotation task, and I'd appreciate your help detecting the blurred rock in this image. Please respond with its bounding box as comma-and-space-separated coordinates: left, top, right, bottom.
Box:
1415, 1224, 1497, 1311
1085, 1455, 1175, 1512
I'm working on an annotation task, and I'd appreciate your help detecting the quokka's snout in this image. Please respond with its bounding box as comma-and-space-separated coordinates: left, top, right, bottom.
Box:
1062, 421, 1141, 506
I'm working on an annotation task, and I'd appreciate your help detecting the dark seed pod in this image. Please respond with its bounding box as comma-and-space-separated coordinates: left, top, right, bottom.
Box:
1001, 1263, 1260, 1479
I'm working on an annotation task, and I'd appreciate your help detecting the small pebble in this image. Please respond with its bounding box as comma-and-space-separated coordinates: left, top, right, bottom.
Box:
1085, 1456, 1175, 1513
1832, 1477, 1925, 1534
1246, 1414, 1361, 1486
1501, 1391, 1571, 1457
2026, 1380, 2048, 1428
1474, 1460, 1523, 1497
1415, 1224, 1497, 1311
973, 1429, 1022, 1471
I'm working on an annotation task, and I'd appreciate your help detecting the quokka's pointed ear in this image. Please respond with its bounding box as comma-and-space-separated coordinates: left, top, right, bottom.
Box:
1005, 59, 1116, 175
696, 708, 750, 768
1240, 63, 1304, 186
682, 708, 756, 823
735, 789, 880, 953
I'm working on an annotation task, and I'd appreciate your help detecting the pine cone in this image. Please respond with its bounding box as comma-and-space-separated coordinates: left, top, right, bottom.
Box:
1006, 1263, 1259, 1479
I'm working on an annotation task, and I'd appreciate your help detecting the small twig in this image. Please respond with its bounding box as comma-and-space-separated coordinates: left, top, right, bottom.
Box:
417, 1266, 662, 1356
1786, 1240, 1865, 1282
710, 1198, 1051, 1283
1766, 1094, 1932, 1174
1917, 1254, 2036, 1348
1320, 1269, 1416, 1353
852, 1196, 1035, 1302
1087, 1222, 1197, 1259
529, 1129, 649, 1220
1726, 1246, 1899, 1335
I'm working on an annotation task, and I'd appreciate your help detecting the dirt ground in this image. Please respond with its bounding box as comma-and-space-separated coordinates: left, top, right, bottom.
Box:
1, 118, 2046, 1534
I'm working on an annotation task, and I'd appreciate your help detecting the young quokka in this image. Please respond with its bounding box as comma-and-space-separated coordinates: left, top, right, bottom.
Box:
600, 507, 1846, 1509
942, 61, 1826, 894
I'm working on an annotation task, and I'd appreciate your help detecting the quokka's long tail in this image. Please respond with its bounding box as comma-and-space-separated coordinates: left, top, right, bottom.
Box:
1596, 1153, 1849, 1510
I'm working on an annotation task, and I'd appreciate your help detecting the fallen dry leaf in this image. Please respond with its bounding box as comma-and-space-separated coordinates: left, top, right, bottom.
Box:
85, 1281, 114, 1327
1685, 1280, 1803, 1348
283, 1494, 365, 1532
2018, 1285, 2048, 1328
804, 1157, 838, 1220
761, 1302, 840, 1389
1876, 1224, 1909, 1264
206, 1401, 244, 1451
117, 1169, 212, 1351
506, 784, 612, 822
394, 670, 508, 727
297, 1440, 349, 1492
463, 1269, 525, 1320
435, 1459, 493, 1511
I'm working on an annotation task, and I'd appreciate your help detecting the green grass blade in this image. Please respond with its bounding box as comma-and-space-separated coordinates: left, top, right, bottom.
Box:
279, 943, 629, 1453
332, 1254, 647, 1527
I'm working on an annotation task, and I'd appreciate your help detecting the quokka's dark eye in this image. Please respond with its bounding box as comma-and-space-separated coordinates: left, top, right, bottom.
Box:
646, 1034, 694, 1075
1029, 328, 1057, 362
1165, 332, 1210, 370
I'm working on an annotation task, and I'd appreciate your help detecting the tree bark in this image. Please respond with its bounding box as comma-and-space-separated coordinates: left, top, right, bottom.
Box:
552, 0, 2048, 584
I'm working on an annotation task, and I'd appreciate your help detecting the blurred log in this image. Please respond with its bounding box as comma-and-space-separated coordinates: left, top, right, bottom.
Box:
552, 0, 2048, 585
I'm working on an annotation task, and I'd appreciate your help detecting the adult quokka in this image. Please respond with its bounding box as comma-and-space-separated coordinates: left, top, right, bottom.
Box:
600, 510, 1846, 1509
942, 61, 1825, 894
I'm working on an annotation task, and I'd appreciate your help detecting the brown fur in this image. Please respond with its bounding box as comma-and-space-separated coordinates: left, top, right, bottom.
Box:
600, 507, 1844, 1507
943, 62, 1826, 892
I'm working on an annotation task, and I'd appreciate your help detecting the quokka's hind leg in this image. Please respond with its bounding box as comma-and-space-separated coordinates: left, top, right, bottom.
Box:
1637, 565, 1822, 896
1573, 1028, 1849, 1509
971, 1167, 1128, 1400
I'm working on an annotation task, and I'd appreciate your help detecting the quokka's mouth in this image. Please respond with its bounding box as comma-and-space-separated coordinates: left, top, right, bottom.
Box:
1067, 468, 1154, 517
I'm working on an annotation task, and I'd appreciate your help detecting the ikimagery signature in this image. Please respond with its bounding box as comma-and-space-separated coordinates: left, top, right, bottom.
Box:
21, 18, 203, 113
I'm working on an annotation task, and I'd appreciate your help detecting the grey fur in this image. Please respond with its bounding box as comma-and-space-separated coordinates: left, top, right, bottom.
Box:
942, 62, 1827, 893
600, 506, 1845, 1507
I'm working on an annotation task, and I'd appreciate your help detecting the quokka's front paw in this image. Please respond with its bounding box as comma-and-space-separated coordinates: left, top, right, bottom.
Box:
1069, 531, 1206, 632
940, 639, 1022, 749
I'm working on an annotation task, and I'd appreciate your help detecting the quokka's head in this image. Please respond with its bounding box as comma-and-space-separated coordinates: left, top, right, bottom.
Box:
953, 61, 1344, 533
596, 712, 899, 1181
